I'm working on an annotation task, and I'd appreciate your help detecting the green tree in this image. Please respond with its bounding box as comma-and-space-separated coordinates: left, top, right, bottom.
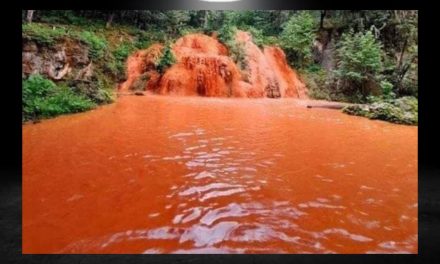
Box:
280, 11, 317, 67
335, 30, 383, 100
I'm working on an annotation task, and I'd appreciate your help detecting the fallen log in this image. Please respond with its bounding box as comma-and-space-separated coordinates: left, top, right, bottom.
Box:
306, 103, 349, 110
117, 92, 145, 97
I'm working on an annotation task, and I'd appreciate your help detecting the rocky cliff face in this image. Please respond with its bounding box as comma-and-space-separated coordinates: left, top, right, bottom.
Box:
22, 38, 115, 105
22, 39, 93, 81
121, 31, 308, 99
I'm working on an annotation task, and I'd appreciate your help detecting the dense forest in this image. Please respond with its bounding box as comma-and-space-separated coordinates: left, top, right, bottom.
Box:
22, 10, 418, 124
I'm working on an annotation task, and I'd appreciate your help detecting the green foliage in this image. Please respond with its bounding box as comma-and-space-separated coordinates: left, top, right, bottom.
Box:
212, 10, 289, 37
23, 10, 418, 120
78, 31, 107, 59
61, 11, 91, 26
218, 23, 237, 45
177, 27, 200, 37
22, 23, 67, 44
102, 53, 119, 79
217, 23, 248, 73
110, 42, 136, 79
22, 23, 108, 60
69, 71, 115, 105
156, 44, 176, 74
301, 66, 351, 102
132, 29, 167, 49
333, 30, 384, 101
301, 67, 331, 100
164, 11, 191, 34
343, 96, 418, 125
22, 74, 56, 98
38, 10, 92, 26
23, 75, 95, 120
335, 30, 383, 82
204, 11, 226, 32
70, 80, 113, 105
33, 87, 95, 117
246, 27, 267, 47
380, 80, 395, 99
280, 11, 317, 67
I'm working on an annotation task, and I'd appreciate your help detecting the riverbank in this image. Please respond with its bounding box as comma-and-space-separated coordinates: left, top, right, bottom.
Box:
23, 91, 418, 126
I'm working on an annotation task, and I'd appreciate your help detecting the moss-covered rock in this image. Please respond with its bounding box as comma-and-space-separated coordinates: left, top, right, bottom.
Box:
342, 96, 418, 125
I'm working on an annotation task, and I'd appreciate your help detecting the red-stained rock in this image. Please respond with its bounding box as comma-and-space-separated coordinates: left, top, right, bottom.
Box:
120, 32, 308, 98
119, 44, 163, 92
263, 46, 308, 99
235, 30, 308, 99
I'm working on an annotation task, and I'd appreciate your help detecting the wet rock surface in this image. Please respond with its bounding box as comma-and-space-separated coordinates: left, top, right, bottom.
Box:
119, 32, 308, 99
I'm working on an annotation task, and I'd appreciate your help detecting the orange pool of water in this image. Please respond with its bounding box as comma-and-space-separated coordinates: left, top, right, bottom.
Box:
22, 95, 418, 253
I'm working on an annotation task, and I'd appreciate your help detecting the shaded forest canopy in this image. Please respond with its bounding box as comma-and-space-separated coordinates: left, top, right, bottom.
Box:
22, 10, 418, 124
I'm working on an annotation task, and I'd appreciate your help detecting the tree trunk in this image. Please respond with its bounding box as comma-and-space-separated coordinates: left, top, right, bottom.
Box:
396, 56, 416, 91
320, 10, 327, 29
394, 38, 409, 90
26, 10, 35, 23
397, 38, 408, 70
106, 12, 115, 28
203, 11, 209, 30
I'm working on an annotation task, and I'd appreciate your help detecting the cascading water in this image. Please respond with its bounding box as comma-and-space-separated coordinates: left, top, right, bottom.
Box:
120, 31, 308, 99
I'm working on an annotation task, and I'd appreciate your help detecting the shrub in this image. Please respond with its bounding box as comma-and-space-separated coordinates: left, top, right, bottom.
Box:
217, 25, 249, 73
246, 27, 265, 47
156, 44, 176, 74
280, 11, 317, 68
301, 66, 351, 102
301, 67, 330, 100
22, 23, 67, 45
70, 78, 114, 105
229, 41, 247, 71
133, 29, 166, 49
177, 27, 200, 37
23, 75, 95, 120
380, 80, 395, 99
22, 74, 55, 99
218, 24, 237, 45
102, 54, 120, 79
78, 31, 107, 59
342, 96, 418, 125
111, 42, 136, 79
34, 86, 96, 117
240, 26, 281, 47
113, 42, 135, 61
